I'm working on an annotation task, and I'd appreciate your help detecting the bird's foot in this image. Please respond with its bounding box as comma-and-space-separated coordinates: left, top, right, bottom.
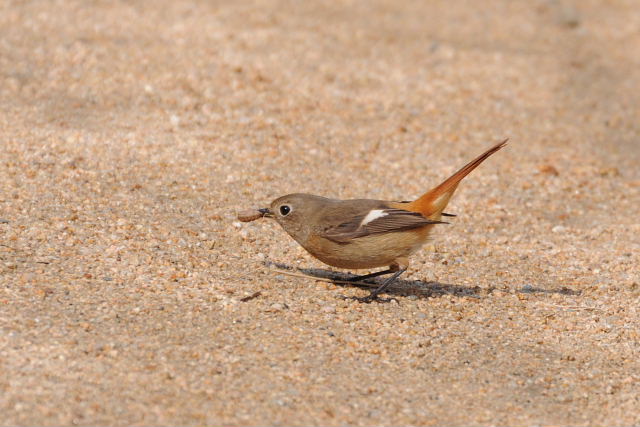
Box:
338, 293, 398, 304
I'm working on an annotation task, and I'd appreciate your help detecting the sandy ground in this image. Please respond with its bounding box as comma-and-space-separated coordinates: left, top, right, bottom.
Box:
1, 0, 639, 425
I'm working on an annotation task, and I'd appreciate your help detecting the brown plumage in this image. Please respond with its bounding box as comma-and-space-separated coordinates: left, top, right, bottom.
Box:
242, 139, 508, 302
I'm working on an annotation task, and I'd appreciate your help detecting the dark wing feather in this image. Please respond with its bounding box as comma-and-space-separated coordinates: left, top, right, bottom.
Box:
320, 208, 446, 243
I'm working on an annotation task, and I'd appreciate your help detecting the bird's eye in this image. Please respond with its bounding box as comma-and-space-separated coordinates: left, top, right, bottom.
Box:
279, 205, 291, 216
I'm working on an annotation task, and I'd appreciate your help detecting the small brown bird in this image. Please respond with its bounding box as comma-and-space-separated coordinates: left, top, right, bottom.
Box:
240, 139, 507, 302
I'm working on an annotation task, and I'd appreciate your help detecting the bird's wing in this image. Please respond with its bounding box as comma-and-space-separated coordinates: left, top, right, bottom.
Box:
319, 208, 446, 243
395, 201, 456, 217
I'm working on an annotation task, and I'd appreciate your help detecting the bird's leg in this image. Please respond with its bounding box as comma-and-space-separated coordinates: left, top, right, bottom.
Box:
346, 268, 396, 283
353, 267, 407, 303
339, 259, 409, 303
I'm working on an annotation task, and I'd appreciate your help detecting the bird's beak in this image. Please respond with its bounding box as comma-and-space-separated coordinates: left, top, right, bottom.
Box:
258, 208, 273, 218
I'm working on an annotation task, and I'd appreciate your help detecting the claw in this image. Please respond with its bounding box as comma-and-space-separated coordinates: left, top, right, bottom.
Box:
338, 294, 398, 304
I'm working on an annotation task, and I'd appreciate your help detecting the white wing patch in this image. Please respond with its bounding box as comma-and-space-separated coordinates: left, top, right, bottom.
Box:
360, 209, 389, 226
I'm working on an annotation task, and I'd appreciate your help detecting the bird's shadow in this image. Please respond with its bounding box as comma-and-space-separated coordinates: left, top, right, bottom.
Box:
265, 261, 580, 300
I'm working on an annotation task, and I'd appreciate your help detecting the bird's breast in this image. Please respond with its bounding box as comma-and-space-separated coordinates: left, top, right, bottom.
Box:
301, 225, 435, 269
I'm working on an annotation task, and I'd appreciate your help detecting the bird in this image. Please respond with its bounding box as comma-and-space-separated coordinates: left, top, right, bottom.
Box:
238, 139, 508, 302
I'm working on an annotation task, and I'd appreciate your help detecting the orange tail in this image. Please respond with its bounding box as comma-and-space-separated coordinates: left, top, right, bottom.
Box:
405, 139, 508, 219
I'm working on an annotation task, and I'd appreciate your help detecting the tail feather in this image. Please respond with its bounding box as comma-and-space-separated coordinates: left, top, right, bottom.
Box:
405, 139, 508, 219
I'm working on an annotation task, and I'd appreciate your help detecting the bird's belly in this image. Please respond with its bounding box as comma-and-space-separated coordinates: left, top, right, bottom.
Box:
303, 227, 433, 269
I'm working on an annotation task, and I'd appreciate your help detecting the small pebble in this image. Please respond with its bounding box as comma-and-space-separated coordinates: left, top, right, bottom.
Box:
552, 225, 566, 233
270, 303, 285, 311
